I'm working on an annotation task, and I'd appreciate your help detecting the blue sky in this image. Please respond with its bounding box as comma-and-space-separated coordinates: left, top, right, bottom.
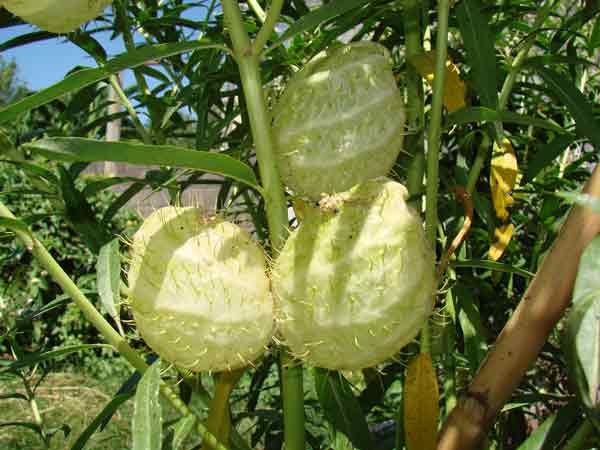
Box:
0, 24, 128, 91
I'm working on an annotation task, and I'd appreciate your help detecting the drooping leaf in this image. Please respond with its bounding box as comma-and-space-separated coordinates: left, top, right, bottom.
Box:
25, 138, 260, 192
132, 361, 162, 450
70, 393, 134, 450
490, 138, 518, 220
456, 0, 497, 108
536, 66, 600, 150
403, 353, 439, 450
489, 223, 514, 261
525, 134, 577, 181
408, 51, 466, 112
314, 368, 375, 450
445, 107, 564, 133
96, 238, 123, 335
275, 0, 372, 45
0, 41, 226, 124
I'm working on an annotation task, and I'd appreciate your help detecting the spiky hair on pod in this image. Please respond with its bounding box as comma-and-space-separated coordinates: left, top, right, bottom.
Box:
127, 206, 274, 373
272, 41, 406, 200
1, 0, 112, 33
271, 178, 436, 371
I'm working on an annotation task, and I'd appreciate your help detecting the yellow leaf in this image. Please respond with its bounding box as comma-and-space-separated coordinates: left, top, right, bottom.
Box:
408, 50, 466, 112
404, 353, 439, 450
490, 138, 518, 220
489, 223, 514, 261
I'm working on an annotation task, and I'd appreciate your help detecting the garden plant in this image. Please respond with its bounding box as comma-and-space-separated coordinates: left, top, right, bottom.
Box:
1, 0, 600, 449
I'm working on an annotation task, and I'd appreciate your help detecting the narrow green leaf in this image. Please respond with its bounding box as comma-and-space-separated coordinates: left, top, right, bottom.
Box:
97, 238, 123, 335
556, 192, 600, 216
171, 415, 197, 450
455, 285, 487, 373
451, 260, 534, 278
275, 0, 372, 44
25, 138, 260, 192
535, 67, 600, 150
526, 134, 577, 181
101, 182, 146, 224
1, 344, 112, 372
314, 368, 375, 450
70, 393, 134, 450
456, 0, 497, 108
133, 361, 162, 450
590, 17, 600, 51
516, 401, 579, 450
445, 107, 564, 133
0, 30, 56, 52
0, 41, 226, 124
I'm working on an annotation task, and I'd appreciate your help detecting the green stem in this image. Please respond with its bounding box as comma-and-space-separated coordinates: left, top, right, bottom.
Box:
403, 0, 426, 209
563, 418, 595, 450
423, 0, 451, 354
206, 369, 244, 447
466, 134, 491, 195
498, 0, 555, 109
109, 75, 152, 145
247, 0, 266, 22
254, 0, 284, 54
0, 201, 229, 450
221, 3, 304, 449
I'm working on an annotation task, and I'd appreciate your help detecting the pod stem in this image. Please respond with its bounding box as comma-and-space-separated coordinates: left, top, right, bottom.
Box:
206, 369, 245, 446
0, 200, 230, 450
221, 2, 305, 450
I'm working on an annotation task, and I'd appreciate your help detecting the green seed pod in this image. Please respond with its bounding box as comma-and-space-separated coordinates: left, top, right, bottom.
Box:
128, 206, 273, 372
272, 179, 435, 370
1, 0, 112, 33
272, 42, 406, 200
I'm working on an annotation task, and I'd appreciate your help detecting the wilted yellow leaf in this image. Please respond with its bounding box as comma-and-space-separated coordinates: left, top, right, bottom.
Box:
404, 352, 439, 450
490, 138, 518, 220
489, 223, 514, 261
408, 50, 466, 112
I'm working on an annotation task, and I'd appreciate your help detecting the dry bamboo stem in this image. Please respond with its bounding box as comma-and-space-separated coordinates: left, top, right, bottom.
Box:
437, 165, 600, 450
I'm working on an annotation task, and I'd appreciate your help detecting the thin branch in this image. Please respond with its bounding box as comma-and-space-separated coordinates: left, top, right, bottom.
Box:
254, 0, 284, 54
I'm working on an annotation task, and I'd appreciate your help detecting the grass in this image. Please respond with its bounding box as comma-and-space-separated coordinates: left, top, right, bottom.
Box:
0, 371, 134, 450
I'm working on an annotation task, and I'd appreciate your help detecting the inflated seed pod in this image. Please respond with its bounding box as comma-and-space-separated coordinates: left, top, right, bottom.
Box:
272, 42, 406, 200
1, 0, 112, 33
128, 206, 273, 372
272, 179, 435, 370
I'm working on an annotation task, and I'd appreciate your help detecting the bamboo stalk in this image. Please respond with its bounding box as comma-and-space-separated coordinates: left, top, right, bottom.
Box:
437, 165, 600, 450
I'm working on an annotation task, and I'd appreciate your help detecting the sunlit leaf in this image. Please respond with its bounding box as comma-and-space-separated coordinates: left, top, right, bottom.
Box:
490, 138, 518, 220
408, 51, 466, 112
132, 361, 162, 450
403, 353, 439, 450
96, 238, 123, 335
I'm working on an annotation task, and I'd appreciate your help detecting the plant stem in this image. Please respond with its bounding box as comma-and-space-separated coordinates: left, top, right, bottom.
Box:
221, 3, 305, 450
206, 369, 244, 446
247, 0, 266, 22
254, 0, 284, 54
425, 0, 450, 245
403, 0, 426, 208
0, 200, 230, 450
422, 0, 451, 356
563, 418, 595, 450
465, 134, 491, 195
498, 0, 555, 109
109, 75, 152, 144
